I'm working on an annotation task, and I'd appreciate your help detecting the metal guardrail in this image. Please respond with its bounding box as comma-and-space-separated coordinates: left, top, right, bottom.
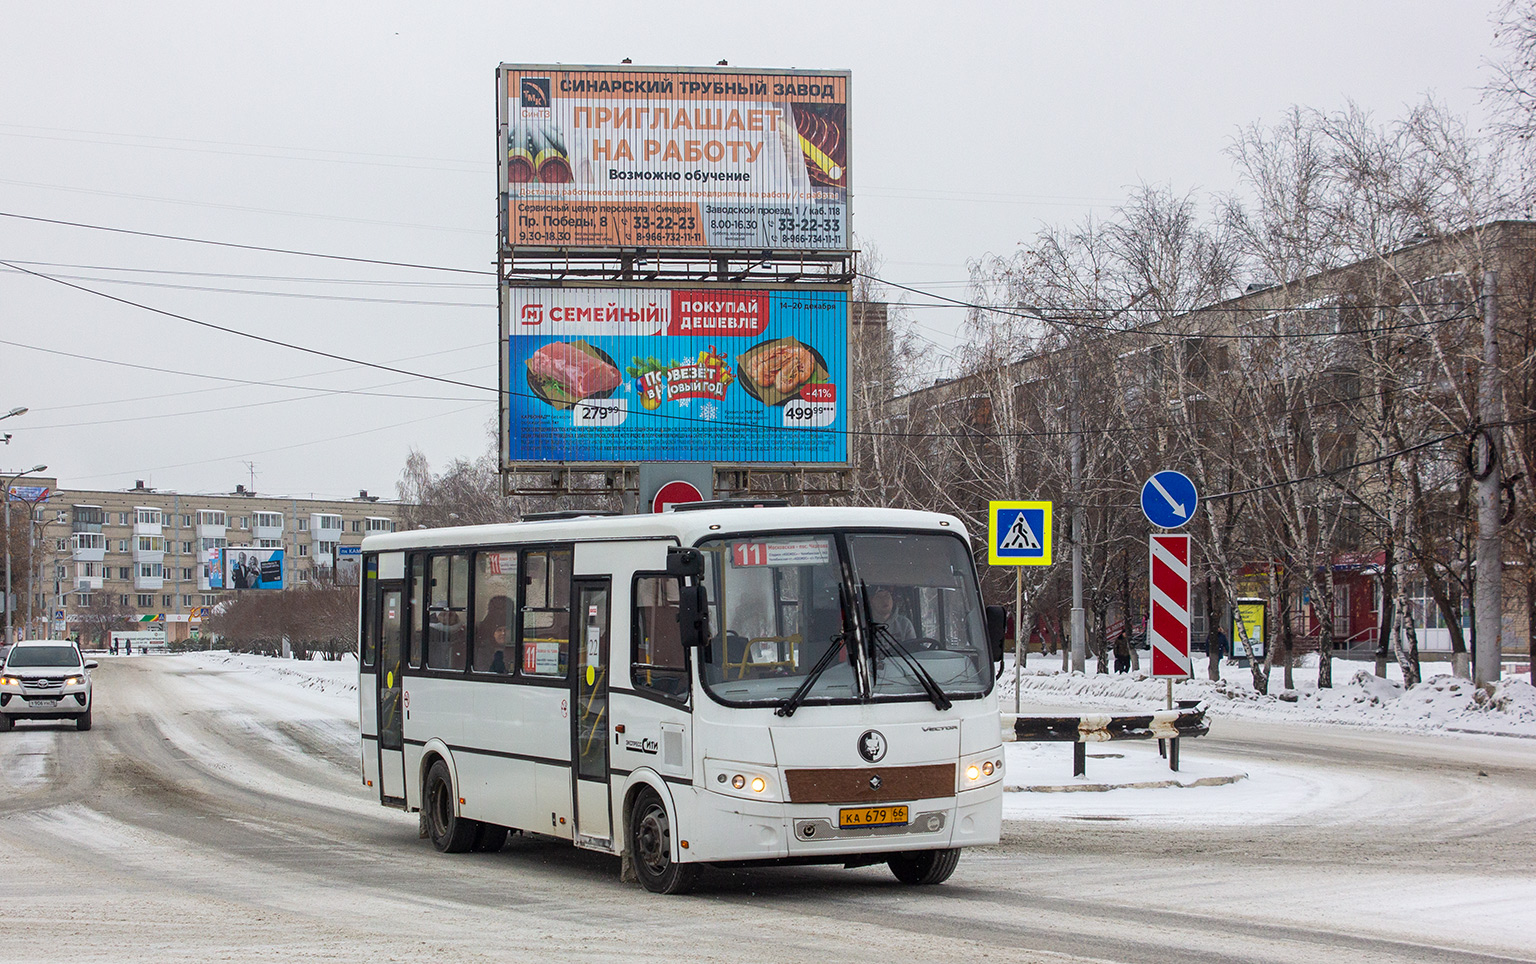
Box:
1001, 705, 1209, 777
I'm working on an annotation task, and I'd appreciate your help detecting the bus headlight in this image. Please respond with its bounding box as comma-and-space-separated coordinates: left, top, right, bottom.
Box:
704, 759, 781, 802
959, 749, 1004, 791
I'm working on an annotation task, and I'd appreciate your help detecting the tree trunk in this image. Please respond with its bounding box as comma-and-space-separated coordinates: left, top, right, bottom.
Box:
1377, 543, 1396, 679
1392, 587, 1422, 687
1318, 565, 1336, 689
1206, 575, 1221, 681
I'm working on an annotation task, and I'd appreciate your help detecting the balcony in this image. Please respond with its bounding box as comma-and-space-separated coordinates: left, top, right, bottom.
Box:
71, 531, 106, 563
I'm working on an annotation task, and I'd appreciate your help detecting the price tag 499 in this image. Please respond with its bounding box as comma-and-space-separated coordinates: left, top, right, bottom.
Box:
781, 399, 836, 428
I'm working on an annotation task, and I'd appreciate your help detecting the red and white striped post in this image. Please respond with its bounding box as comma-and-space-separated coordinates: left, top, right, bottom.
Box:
1148, 533, 1192, 679
1148, 533, 1191, 770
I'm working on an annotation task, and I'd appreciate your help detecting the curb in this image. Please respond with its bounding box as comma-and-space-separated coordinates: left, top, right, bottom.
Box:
1005, 772, 1247, 794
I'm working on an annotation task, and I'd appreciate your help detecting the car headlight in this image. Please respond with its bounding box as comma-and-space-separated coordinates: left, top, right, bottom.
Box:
0, 676, 21, 687
958, 748, 1005, 791
704, 759, 781, 802
64, 676, 84, 686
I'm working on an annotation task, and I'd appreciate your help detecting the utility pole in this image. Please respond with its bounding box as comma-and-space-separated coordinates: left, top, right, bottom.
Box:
1475, 270, 1503, 687
3, 463, 47, 644
1069, 368, 1086, 674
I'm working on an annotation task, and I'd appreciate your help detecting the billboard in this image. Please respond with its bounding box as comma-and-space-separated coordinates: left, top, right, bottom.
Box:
222, 547, 285, 590
204, 548, 223, 590
504, 286, 847, 464
500, 65, 849, 251
336, 545, 362, 585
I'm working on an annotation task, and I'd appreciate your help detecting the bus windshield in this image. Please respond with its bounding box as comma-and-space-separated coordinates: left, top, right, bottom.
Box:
699, 531, 991, 707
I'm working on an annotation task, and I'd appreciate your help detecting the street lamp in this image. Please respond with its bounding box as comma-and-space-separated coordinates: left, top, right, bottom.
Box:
4, 463, 47, 645
1, 408, 28, 420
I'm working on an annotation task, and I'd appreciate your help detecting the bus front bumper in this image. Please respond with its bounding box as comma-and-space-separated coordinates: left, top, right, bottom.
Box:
683, 781, 1002, 863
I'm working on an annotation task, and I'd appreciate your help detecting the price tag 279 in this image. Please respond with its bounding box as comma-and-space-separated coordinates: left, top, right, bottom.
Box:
781, 399, 836, 428
572, 397, 628, 427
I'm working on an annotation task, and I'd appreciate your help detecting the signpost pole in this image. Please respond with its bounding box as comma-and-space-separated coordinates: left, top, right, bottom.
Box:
1013, 568, 1023, 714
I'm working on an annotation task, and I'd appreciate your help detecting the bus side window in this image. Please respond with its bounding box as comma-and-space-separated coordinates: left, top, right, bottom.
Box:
473, 550, 518, 675
426, 554, 469, 672
361, 556, 378, 667
408, 554, 426, 669
633, 575, 688, 702
521, 548, 571, 677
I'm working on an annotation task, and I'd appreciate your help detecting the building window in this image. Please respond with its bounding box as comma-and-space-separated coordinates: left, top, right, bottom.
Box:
257, 539, 281, 549
202, 594, 217, 605
297, 518, 309, 531
140, 563, 162, 578
119, 594, 130, 606
137, 594, 154, 608
162, 595, 173, 608
119, 512, 130, 525
197, 510, 225, 527
317, 540, 338, 557
254, 512, 282, 529
317, 514, 341, 530
77, 593, 92, 607
137, 536, 164, 553
55, 509, 67, 523
81, 562, 95, 577
119, 566, 131, 580
118, 539, 129, 552
200, 537, 227, 552
55, 565, 66, 580
181, 594, 194, 606
181, 567, 194, 580
298, 544, 308, 556
182, 514, 193, 528
136, 508, 160, 526
351, 520, 361, 532
238, 517, 249, 529
366, 517, 393, 533
56, 538, 68, 551
181, 541, 193, 554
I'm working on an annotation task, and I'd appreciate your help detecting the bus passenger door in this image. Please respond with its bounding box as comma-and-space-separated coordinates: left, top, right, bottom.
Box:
571, 579, 612, 846
377, 583, 408, 802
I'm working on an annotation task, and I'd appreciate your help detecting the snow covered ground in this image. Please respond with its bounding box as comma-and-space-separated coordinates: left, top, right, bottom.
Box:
998, 653, 1536, 737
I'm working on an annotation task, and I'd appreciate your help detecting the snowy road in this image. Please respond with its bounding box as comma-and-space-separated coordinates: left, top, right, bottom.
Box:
1, 656, 1532, 964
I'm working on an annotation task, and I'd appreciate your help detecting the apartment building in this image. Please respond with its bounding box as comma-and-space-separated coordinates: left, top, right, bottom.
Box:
8, 479, 401, 642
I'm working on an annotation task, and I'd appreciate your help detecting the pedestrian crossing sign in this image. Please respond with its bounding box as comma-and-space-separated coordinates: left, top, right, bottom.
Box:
988, 501, 1053, 566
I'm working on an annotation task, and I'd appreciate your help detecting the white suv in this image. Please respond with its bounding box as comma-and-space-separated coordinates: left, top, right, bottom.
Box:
0, 640, 96, 731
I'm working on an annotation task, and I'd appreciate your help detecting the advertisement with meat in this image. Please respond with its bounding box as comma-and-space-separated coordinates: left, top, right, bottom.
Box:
504, 287, 847, 464
499, 65, 849, 251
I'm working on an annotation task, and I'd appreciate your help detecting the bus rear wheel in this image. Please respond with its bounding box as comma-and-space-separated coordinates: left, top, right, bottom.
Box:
424, 760, 478, 853
888, 848, 960, 885
629, 788, 698, 895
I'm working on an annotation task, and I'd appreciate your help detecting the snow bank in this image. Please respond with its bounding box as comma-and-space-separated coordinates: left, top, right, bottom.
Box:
178, 650, 359, 700
998, 658, 1536, 737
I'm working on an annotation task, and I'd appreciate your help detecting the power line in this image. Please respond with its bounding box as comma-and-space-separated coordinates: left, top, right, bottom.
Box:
0, 265, 493, 308
0, 337, 489, 405
0, 211, 495, 276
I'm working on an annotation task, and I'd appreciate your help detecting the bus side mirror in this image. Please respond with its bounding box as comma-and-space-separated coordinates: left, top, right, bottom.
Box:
666, 547, 704, 578
676, 582, 711, 650
984, 605, 1007, 664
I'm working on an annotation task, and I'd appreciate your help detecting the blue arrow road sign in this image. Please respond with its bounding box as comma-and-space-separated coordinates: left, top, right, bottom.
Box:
1141, 471, 1199, 529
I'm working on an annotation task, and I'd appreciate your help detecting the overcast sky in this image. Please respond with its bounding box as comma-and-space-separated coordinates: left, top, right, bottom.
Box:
0, 1, 1503, 500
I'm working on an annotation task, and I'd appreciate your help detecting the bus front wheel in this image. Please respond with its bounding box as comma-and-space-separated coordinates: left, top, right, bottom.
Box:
629, 788, 698, 895
888, 848, 960, 885
424, 760, 478, 853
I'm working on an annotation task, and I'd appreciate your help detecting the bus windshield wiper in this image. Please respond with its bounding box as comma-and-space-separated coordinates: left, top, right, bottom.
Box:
775, 632, 847, 718
871, 624, 952, 711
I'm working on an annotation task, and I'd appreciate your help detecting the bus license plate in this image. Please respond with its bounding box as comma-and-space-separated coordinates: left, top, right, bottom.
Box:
838, 805, 908, 828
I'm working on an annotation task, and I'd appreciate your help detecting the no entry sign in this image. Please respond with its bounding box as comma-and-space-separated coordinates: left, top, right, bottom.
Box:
1148, 533, 1192, 678
652, 480, 704, 513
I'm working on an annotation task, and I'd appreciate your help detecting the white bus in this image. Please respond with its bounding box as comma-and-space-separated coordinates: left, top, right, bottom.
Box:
358, 504, 1007, 893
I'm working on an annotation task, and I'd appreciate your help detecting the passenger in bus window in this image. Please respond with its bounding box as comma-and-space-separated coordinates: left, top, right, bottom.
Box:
476, 594, 514, 675
870, 588, 916, 642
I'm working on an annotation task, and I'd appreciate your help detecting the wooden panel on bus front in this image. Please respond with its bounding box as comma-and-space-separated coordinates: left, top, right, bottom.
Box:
784, 764, 954, 804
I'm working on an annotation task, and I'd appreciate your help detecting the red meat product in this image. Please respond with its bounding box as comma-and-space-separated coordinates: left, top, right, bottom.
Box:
527, 342, 621, 398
